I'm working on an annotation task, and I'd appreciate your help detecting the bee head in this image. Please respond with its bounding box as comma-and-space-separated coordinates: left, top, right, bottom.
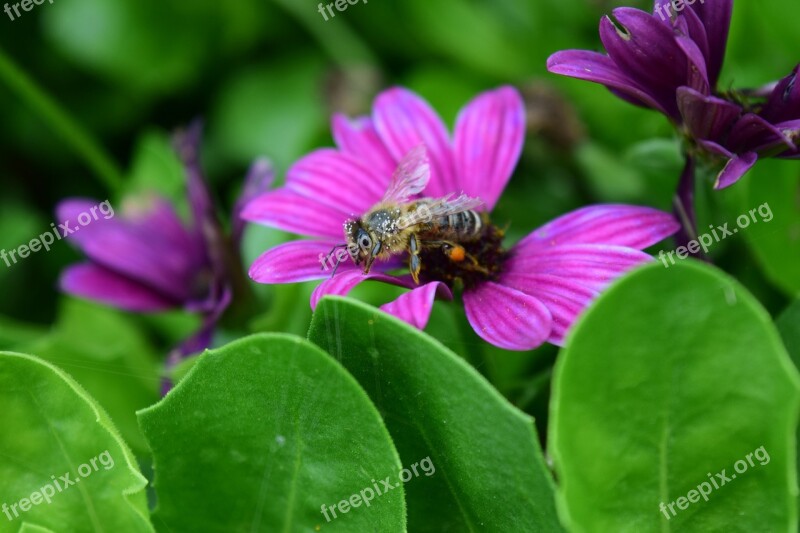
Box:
344, 218, 379, 268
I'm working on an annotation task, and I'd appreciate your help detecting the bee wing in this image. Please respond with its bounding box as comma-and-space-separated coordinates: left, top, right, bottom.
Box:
421, 193, 484, 219
380, 145, 430, 204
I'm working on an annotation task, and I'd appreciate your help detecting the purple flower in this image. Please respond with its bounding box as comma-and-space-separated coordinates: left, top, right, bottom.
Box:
243, 86, 679, 350
58, 123, 272, 374
547, 0, 800, 189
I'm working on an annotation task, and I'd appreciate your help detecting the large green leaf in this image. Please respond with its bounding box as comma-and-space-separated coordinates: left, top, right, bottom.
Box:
550, 262, 800, 532
308, 297, 563, 532
18, 299, 161, 455
778, 299, 800, 370
0, 352, 152, 532
777, 298, 800, 498
137, 333, 405, 532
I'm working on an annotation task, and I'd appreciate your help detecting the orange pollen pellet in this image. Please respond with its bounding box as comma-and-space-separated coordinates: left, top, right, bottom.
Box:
448, 246, 466, 262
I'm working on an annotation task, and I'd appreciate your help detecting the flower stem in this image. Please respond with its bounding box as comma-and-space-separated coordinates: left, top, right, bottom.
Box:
672, 155, 707, 259
0, 47, 123, 192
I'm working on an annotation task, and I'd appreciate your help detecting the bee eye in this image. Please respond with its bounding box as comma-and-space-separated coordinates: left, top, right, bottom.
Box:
359, 235, 371, 249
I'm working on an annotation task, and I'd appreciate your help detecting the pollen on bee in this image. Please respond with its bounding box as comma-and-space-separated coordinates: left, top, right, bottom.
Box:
447, 245, 466, 262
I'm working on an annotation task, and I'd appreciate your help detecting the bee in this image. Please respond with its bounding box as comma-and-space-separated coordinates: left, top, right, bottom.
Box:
326, 145, 486, 284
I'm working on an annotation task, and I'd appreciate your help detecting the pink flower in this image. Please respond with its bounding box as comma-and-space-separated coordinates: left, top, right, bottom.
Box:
243, 86, 678, 350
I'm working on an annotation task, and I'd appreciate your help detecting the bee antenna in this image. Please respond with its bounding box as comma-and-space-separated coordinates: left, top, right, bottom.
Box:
323, 244, 348, 276
330, 255, 344, 278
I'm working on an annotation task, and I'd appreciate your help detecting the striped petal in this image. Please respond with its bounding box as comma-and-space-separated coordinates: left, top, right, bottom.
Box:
332, 115, 398, 180
504, 244, 653, 292
373, 87, 457, 197
249, 240, 346, 284
453, 86, 525, 211
547, 50, 668, 115
380, 281, 452, 329
688, 0, 732, 87
310, 269, 413, 310
677, 86, 740, 141
600, 8, 691, 120
515, 205, 679, 254
241, 189, 349, 239
285, 148, 389, 215
499, 273, 599, 346
463, 281, 552, 351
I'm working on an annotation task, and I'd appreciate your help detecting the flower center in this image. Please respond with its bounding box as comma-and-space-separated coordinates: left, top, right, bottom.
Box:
416, 223, 508, 290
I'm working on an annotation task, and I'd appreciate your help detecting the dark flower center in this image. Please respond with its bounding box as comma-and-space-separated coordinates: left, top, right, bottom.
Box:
416, 223, 508, 290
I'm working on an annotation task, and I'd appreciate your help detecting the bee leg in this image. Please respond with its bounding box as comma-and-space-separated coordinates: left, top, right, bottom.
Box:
431, 240, 490, 275
364, 241, 382, 274
409, 234, 421, 284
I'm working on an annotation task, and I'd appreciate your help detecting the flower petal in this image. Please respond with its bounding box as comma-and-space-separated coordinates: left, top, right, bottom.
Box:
547, 50, 668, 115
687, 0, 732, 87
761, 65, 800, 123
372, 87, 457, 197
504, 244, 653, 293
600, 8, 691, 119
453, 86, 525, 211
515, 205, 679, 254
380, 281, 452, 329
60, 263, 178, 312
310, 269, 413, 310
249, 240, 346, 284
674, 32, 709, 94
285, 148, 389, 215
677, 86, 740, 140
56, 198, 201, 301
241, 189, 348, 239
173, 121, 215, 237
463, 281, 552, 351
714, 152, 758, 189
500, 273, 598, 346
673, 6, 710, 74
332, 114, 398, 179
727, 113, 795, 153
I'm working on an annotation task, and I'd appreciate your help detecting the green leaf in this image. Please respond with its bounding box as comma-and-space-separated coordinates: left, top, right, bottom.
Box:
740, 160, 800, 295
308, 297, 563, 532
777, 298, 800, 499
778, 299, 800, 369
137, 333, 405, 532
0, 352, 152, 532
550, 262, 800, 531
19, 299, 161, 455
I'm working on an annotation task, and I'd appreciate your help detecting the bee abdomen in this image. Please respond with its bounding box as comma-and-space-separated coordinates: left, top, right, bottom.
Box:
436, 210, 482, 239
